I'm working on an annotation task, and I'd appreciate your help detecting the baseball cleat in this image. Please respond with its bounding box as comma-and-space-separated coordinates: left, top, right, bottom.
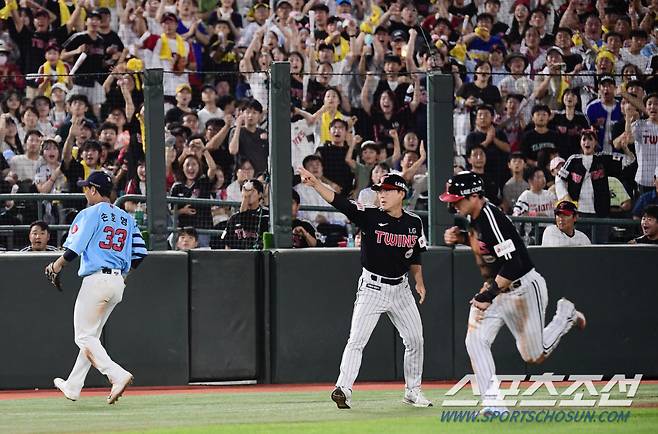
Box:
331, 387, 352, 409
53, 378, 79, 401
107, 373, 133, 405
557, 298, 577, 321
403, 388, 433, 407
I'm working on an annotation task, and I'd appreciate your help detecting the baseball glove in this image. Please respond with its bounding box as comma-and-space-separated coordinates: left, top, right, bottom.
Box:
45, 262, 63, 292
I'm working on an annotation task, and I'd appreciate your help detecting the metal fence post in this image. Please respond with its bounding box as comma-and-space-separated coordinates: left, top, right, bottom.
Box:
143, 69, 168, 251
269, 62, 292, 248
427, 73, 454, 246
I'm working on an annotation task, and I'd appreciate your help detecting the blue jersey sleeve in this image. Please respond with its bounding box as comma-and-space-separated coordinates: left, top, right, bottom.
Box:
63, 208, 99, 255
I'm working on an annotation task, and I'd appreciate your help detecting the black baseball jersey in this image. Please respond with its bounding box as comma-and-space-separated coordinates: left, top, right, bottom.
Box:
467, 201, 534, 281
222, 207, 269, 250
330, 194, 427, 277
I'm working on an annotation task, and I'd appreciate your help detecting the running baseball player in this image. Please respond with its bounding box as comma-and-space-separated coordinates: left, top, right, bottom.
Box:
298, 168, 432, 409
440, 171, 586, 414
45, 171, 147, 404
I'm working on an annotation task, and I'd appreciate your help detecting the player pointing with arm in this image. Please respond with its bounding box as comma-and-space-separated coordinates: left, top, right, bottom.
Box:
46, 171, 148, 404
299, 167, 432, 409
440, 171, 586, 415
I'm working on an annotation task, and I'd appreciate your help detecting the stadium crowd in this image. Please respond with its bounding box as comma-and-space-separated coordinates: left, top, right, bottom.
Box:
1, 0, 658, 250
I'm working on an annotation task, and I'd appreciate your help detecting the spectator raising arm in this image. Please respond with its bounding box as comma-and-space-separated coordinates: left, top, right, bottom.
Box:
228, 113, 245, 156
344, 129, 361, 170
62, 117, 83, 168
205, 115, 234, 152
388, 129, 402, 166
402, 141, 426, 184
202, 147, 217, 180
239, 26, 265, 74
360, 73, 375, 115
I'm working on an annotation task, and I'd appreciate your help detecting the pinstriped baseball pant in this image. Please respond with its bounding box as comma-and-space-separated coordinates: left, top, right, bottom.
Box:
336, 270, 424, 391
465, 269, 576, 399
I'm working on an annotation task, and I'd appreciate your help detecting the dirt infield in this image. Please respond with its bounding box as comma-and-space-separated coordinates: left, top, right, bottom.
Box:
2, 380, 657, 402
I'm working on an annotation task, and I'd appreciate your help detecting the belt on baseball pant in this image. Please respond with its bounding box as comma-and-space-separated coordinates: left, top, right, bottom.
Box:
97, 267, 122, 276
509, 268, 538, 290
368, 272, 404, 286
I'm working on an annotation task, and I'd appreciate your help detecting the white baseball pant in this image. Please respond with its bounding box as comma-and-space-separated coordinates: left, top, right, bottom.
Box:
336, 269, 424, 391
64, 270, 130, 393
465, 269, 577, 399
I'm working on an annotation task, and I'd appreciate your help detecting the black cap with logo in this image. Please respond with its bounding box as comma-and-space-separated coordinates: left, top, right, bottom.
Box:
439, 171, 484, 203
371, 174, 408, 193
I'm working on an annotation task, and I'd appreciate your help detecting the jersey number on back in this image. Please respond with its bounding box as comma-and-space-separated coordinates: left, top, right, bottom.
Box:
98, 226, 127, 252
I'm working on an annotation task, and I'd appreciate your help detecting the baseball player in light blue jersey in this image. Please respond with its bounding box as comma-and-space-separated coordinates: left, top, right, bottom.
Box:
45, 171, 147, 404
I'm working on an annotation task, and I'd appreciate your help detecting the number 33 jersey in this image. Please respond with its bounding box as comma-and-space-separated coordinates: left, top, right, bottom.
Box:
64, 202, 148, 276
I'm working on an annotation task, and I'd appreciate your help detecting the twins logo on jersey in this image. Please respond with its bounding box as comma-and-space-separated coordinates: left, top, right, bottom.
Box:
374, 230, 418, 248
234, 228, 259, 240
641, 134, 658, 144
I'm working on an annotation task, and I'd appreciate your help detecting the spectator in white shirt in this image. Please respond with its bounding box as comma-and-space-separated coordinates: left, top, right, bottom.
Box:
542, 200, 591, 247
513, 166, 556, 217
514, 166, 556, 242
197, 85, 223, 130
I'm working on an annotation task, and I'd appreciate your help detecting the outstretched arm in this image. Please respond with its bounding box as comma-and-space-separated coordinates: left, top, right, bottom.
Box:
298, 166, 335, 203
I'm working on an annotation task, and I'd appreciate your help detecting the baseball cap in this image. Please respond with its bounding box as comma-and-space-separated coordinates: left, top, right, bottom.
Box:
336, 0, 352, 4
439, 171, 484, 203
51, 82, 68, 94
95, 7, 111, 16
87, 9, 102, 19
0, 41, 10, 53
176, 83, 192, 93
546, 46, 564, 57
242, 179, 264, 194
549, 156, 565, 171
41, 135, 61, 146
371, 174, 408, 193
554, 200, 578, 216
504, 52, 528, 71
80, 119, 96, 130
177, 226, 198, 239
599, 75, 616, 85
77, 171, 113, 196
160, 11, 178, 23
275, 0, 292, 8
391, 29, 407, 42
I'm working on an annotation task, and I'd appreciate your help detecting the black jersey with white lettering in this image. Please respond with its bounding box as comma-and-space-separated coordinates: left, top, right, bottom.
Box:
468, 201, 534, 281
330, 194, 427, 277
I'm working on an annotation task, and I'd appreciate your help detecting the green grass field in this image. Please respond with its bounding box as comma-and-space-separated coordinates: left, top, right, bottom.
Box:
1, 383, 657, 434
